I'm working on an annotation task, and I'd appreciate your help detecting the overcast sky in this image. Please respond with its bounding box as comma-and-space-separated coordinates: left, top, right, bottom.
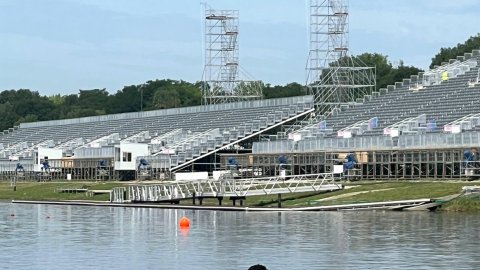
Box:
1, 0, 479, 95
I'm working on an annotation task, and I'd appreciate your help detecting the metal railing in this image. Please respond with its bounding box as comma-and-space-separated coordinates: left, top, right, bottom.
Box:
128, 173, 341, 202
0, 159, 35, 173
20, 95, 314, 129
253, 132, 480, 153
73, 146, 115, 159
121, 131, 150, 143
398, 132, 480, 149
76, 133, 119, 149
384, 114, 426, 135
253, 140, 295, 154
443, 113, 480, 133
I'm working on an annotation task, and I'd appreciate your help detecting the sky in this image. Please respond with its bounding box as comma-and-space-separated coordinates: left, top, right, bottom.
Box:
0, 0, 479, 95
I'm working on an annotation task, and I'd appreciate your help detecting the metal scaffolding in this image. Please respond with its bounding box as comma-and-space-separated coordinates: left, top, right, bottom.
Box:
202, 5, 262, 105
224, 147, 479, 180
306, 0, 376, 119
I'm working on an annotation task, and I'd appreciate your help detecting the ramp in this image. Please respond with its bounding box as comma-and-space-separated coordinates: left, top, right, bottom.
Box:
127, 173, 342, 203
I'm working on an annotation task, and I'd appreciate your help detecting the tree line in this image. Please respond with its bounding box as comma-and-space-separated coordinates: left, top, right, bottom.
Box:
430, 34, 480, 68
1, 34, 479, 132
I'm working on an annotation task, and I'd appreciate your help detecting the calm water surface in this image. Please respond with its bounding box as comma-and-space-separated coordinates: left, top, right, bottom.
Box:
1, 202, 479, 270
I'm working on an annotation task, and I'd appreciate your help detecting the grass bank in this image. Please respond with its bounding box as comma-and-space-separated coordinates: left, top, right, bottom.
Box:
0, 181, 128, 201
250, 181, 470, 208
441, 196, 480, 212
2, 180, 479, 211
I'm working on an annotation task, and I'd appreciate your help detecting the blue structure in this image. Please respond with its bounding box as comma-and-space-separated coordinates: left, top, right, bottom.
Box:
278, 155, 288, 169
463, 150, 476, 168
343, 153, 357, 170
227, 157, 238, 169
138, 158, 149, 170
41, 161, 50, 171
98, 159, 107, 168
15, 163, 24, 172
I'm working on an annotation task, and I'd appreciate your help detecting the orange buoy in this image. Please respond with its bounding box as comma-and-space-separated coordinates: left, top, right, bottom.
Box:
179, 216, 190, 228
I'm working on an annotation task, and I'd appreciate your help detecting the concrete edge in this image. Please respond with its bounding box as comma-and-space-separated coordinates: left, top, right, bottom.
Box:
11, 200, 291, 212
11, 198, 450, 212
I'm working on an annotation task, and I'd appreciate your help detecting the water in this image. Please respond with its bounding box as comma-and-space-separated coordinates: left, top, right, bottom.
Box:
1, 203, 480, 270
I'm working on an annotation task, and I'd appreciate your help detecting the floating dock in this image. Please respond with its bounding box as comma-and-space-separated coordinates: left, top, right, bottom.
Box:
11, 196, 455, 212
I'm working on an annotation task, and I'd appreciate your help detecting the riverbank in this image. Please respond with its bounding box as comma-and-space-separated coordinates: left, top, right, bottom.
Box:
2, 181, 479, 211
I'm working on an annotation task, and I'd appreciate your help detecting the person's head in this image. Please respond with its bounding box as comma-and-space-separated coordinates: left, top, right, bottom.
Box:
248, 264, 267, 270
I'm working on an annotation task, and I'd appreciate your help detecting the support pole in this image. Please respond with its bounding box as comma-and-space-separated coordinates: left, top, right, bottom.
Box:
277, 194, 282, 208
11, 176, 17, 192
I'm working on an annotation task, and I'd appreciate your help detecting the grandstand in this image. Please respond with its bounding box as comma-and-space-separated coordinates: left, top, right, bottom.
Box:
249, 50, 480, 180
0, 95, 314, 180
2, 51, 480, 181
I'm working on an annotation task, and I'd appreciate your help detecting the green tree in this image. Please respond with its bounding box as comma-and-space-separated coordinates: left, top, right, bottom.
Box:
153, 85, 181, 109
109, 85, 142, 114
354, 53, 393, 90
0, 102, 18, 131
49, 94, 65, 106
430, 33, 480, 68
263, 82, 306, 99
176, 81, 202, 107
77, 89, 110, 112
15, 114, 39, 126
351, 53, 422, 90
391, 64, 423, 83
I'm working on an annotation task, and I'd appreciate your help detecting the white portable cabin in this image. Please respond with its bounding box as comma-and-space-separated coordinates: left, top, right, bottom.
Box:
35, 147, 63, 172
114, 142, 149, 171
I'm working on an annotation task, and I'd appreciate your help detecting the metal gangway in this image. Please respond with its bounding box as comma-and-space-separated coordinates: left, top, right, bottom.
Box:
127, 173, 343, 203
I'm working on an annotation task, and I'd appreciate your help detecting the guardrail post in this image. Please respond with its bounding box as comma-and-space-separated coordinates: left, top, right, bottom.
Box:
12, 176, 17, 191
217, 196, 223, 206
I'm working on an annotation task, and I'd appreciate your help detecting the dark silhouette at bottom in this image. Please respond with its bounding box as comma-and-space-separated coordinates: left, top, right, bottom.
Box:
248, 264, 267, 270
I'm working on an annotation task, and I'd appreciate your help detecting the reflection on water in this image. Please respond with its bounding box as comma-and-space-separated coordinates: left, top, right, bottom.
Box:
1, 203, 480, 269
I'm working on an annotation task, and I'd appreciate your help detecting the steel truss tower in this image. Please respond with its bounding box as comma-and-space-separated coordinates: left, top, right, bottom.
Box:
307, 0, 376, 118
202, 5, 262, 105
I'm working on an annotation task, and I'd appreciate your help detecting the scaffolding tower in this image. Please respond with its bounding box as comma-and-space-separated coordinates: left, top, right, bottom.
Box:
307, 0, 376, 119
202, 5, 262, 105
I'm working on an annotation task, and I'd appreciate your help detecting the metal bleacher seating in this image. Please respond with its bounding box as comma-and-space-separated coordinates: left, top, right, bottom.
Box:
253, 50, 480, 153
0, 95, 314, 169
311, 52, 480, 136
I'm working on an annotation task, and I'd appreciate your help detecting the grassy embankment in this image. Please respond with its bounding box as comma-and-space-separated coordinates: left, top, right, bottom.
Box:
0, 181, 127, 202
254, 181, 480, 211
1, 181, 479, 211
